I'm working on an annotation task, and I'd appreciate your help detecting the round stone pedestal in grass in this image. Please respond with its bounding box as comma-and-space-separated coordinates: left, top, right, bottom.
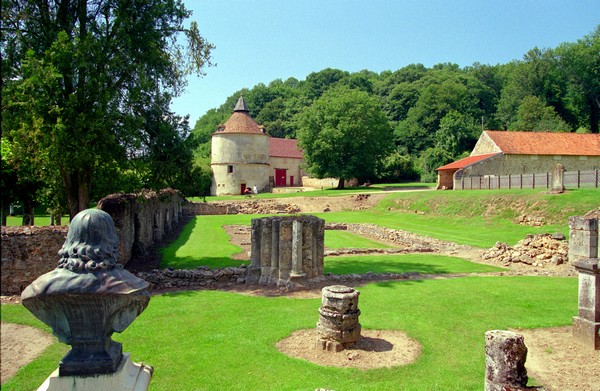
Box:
316, 285, 361, 352
484, 330, 529, 391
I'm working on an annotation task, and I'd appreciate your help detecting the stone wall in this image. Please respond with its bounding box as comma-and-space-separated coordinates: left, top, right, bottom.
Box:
301, 177, 359, 189
97, 188, 184, 265
184, 200, 300, 215
1, 226, 69, 295
270, 156, 304, 187
211, 133, 271, 196
1, 189, 184, 295
461, 154, 600, 177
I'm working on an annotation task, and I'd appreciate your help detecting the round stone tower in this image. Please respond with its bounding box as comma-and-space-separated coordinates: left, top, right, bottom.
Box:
210, 97, 271, 196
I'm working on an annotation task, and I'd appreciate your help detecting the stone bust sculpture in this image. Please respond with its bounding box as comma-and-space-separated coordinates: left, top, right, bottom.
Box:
21, 208, 150, 376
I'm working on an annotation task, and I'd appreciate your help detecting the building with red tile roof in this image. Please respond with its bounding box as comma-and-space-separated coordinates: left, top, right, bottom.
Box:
436, 131, 600, 189
211, 97, 305, 195
269, 138, 304, 159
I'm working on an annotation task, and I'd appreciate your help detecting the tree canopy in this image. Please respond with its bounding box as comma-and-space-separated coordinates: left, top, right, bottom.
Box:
191, 25, 598, 185
1, 0, 213, 220
297, 87, 393, 189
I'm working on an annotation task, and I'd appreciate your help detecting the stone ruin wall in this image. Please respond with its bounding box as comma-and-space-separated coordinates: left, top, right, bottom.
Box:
97, 188, 185, 264
1, 226, 69, 295
184, 200, 301, 215
1, 188, 184, 295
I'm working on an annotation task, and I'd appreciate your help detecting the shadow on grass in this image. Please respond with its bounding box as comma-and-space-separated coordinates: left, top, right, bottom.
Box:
326, 260, 456, 275
160, 217, 197, 261
161, 256, 249, 269
325, 255, 502, 275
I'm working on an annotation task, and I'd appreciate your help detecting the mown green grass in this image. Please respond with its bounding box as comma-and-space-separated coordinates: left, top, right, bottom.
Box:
160, 215, 396, 269
5, 215, 53, 227
319, 188, 598, 248
160, 214, 257, 269
159, 188, 597, 270
325, 230, 393, 249
187, 182, 435, 202
324, 254, 504, 275
1, 276, 577, 390
377, 188, 598, 227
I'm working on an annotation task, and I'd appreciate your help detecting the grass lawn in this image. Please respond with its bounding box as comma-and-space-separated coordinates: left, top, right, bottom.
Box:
324, 254, 504, 275
319, 188, 599, 248
187, 182, 435, 202
5, 215, 53, 227
160, 214, 256, 269
1, 276, 577, 390
325, 230, 393, 249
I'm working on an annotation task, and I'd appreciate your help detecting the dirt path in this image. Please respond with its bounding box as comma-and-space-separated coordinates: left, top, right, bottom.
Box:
517, 326, 600, 391
1, 322, 54, 384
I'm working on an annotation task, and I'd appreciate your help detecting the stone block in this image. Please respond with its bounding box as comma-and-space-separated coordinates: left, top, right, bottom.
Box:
484, 330, 529, 391
572, 316, 600, 350
38, 353, 152, 391
569, 216, 599, 232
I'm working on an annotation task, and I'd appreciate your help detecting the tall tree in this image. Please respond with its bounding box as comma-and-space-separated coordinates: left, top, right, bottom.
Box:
1, 0, 214, 219
555, 26, 600, 133
297, 87, 393, 189
511, 96, 570, 132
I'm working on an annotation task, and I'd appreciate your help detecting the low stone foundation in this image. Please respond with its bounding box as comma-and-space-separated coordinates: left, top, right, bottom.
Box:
185, 200, 300, 215
1, 226, 69, 295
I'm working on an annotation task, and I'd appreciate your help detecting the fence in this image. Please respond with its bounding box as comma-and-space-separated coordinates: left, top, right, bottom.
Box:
456, 169, 599, 190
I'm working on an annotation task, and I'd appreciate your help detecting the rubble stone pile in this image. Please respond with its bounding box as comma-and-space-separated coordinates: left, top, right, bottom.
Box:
189, 200, 301, 215
482, 233, 569, 267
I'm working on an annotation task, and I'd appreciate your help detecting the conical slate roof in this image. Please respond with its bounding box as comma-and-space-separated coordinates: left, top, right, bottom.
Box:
233, 96, 249, 112
215, 96, 265, 134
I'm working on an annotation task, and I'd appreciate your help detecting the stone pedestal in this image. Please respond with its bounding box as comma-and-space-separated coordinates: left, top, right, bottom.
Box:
38, 353, 153, 391
568, 216, 599, 263
572, 259, 600, 350
551, 163, 565, 193
247, 215, 324, 287
316, 285, 361, 352
20, 209, 153, 388
484, 330, 529, 391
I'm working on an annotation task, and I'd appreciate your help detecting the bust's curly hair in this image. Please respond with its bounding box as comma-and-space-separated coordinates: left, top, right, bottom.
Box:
57, 209, 123, 272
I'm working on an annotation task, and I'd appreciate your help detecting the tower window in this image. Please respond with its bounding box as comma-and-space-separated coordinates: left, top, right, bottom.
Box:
227, 165, 234, 173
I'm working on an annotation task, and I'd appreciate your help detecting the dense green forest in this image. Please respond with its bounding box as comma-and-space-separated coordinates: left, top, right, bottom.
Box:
192, 26, 599, 183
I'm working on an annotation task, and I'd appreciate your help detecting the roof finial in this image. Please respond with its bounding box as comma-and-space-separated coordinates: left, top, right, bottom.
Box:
234, 95, 249, 112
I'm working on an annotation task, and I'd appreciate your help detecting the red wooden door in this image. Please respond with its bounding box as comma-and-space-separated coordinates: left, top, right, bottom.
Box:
275, 169, 287, 187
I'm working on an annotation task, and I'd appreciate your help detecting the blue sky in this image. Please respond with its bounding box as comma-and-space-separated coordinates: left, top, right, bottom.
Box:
172, 0, 600, 126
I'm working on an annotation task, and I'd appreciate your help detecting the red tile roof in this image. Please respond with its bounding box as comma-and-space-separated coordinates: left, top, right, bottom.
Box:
437, 153, 499, 171
269, 138, 303, 159
216, 111, 265, 134
485, 131, 600, 156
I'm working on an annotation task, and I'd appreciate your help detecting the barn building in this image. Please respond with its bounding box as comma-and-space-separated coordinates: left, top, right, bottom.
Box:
436, 131, 600, 190
210, 97, 304, 196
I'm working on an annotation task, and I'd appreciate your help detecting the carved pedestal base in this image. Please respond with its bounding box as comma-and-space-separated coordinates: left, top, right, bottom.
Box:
38, 353, 153, 391
573, 316, 600, 350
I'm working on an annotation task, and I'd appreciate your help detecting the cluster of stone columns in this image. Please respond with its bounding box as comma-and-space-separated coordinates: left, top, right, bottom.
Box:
569, 215, 599, 350
247, 215, 325, 287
